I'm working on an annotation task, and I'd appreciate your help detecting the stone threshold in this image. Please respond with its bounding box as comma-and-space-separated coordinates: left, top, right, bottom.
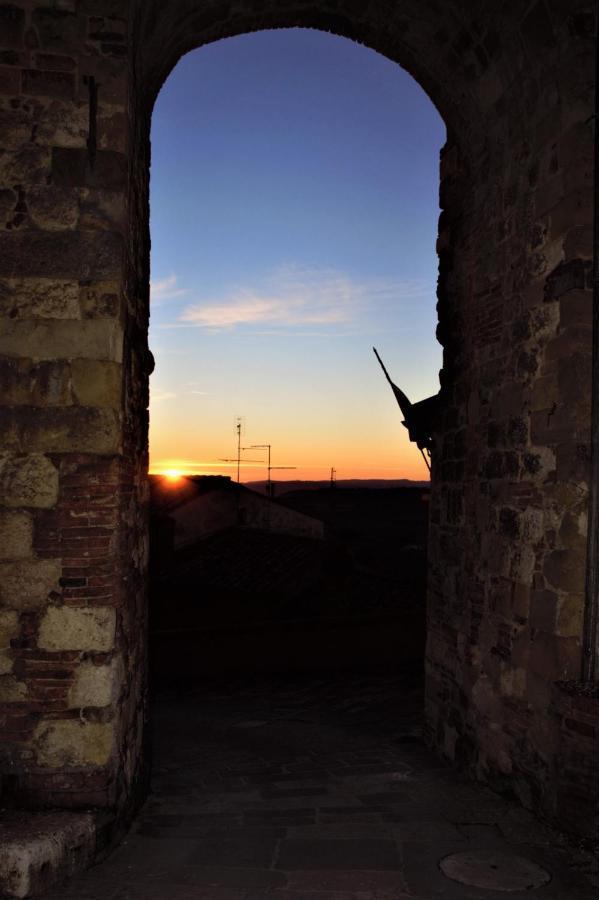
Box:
0, 810, 96, 899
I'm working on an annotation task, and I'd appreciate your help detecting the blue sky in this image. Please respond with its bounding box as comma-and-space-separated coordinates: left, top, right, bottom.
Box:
149, 28, 446, 480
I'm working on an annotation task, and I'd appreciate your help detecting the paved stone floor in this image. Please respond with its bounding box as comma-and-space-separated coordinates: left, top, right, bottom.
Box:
46, 672, 599, 899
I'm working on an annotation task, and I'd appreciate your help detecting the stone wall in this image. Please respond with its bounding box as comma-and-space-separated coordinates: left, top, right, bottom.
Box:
425, 4, 596, 820
0, 0, 597, 838
552, 682, 599, 836
0, 0, 148, 813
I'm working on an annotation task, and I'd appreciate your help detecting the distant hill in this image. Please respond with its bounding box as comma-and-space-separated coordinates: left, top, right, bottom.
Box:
245, 479, 430, 496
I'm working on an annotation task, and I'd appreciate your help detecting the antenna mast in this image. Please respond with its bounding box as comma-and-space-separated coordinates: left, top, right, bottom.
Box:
219, 418, 267, 482
247, 444, 295, 497
235, 417, 242, 483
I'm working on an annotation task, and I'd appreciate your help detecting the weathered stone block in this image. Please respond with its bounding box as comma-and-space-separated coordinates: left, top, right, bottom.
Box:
520, 507, 544, 543
560, 510, 587, 544
31, 361, 72, 406
531, 372, 558, 412
530, 590, 557, 633
0, 279, 80, 319
545, 258, 590, 301
35, 53, 77, 72
0, 231, 123, 281
0, 319, 123, 362
98, 109, 127, 152
27, 186, 79, 230
558, 354, 592, 428
68, 656, 120, 708
0, 359, 72, 406
0, 407, 121, 454
0, 609, 19, 675
38, 606, 116, 651
531, 408, 581, 445
71, 359, 121, 407
500, 665, 526, 698
0, 453, 58, 507
79, 282, 120, 318
22, 69, 75, 99
0, 559, 60, 609
564, 225, 593, 260
80, 189, 126, 230
32, 8, 78, 52
52, 148, 126, 191
0, 187, 16, 226
0, 146, 52, 185
0, 64, 20, 94
529, 632, 559, 680
0, 674, 27, 700
0, 559, 61, 610
0, 510, 33, 558
0, 811, 95, 900
0, 5, 25, 49
510, 544, 535, 585
0, 608, 19, 648
0, 99, 33, 149
522, 445, 556, 481
33, 719, 115, 768
555, 442, 589, 482
549, 189, 592, 243
556, 593, 584, 638
36, 98, 88, 149
560, 290, 592, 328
88, 16, 127, 42
544, 547, 586, 594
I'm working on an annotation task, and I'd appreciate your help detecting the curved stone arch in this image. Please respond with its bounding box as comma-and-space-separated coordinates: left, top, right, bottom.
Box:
127, 0, 492, 479
134, 1, 483, 140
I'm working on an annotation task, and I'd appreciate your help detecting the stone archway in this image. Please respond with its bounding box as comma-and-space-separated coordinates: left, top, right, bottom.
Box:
0, 0, 595, 836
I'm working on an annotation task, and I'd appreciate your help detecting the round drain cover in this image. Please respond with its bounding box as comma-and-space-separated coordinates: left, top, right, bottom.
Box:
439, 850, 551, 892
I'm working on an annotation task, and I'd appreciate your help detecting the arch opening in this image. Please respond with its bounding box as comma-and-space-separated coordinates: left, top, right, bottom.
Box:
146, 28, 445, 692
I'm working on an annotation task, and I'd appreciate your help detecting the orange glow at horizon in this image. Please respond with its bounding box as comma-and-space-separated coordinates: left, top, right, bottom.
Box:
161, 468, 185, 481
148, 436, 431, 483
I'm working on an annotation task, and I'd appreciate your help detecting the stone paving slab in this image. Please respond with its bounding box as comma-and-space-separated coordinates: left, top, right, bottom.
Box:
277, 838, 401, 870
283, 869, 408, 892
42, 673, 599, 900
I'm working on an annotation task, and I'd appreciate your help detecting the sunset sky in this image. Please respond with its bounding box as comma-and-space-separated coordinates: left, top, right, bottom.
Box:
148, 29, 445, 482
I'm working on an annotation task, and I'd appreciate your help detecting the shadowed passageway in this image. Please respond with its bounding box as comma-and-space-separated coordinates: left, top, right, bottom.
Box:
43, 674, 598, 899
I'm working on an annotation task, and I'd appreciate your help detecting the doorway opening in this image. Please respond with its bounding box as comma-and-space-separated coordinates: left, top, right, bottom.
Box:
146, 29, 445, 701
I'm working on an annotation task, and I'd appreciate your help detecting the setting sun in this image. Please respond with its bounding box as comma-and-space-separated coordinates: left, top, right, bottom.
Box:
163, 469, 184, 481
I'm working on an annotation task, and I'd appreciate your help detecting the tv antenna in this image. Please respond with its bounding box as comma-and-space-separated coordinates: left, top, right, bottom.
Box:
245, 444, 296, 497
219, 417, 264, 482
330, 467, 337, 488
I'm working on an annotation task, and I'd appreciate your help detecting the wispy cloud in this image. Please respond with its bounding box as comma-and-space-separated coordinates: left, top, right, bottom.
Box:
150, 274, 188, 304
151, 389, 177, 402
176, 266, 432, 332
